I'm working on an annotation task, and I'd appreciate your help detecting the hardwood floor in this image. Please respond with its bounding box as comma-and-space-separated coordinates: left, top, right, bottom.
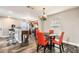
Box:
0, 37, 79, 53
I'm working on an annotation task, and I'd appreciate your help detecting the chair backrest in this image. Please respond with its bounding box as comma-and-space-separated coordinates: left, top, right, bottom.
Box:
59, 32, 64, 43
49, 30, 54, 34
36, 29, 40, 40
36, 31, 47, 46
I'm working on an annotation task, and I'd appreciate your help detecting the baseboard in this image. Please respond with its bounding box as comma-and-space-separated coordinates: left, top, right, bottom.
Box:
63, 41, 79, 47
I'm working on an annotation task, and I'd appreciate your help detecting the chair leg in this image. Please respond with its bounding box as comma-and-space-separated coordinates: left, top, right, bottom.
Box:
37, 44, 39, 52
60, 45, 62, 53
62, 43, 64, 52
52, 44, 55, 53
44, 46, 46, 53
53, 43, 55, 47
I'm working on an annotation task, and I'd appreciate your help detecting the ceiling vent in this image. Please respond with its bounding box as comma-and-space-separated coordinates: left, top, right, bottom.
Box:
26, 6, 34, 9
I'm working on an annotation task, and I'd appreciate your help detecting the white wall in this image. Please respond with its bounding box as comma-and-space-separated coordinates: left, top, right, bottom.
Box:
0, 17, 21, 35
43, 7, 79, 46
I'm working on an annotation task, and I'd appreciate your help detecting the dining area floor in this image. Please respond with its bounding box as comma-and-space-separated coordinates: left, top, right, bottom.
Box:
0, 36, 79, 53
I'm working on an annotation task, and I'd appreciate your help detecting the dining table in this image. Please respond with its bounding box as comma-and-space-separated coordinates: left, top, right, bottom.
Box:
44, 32, 59, 52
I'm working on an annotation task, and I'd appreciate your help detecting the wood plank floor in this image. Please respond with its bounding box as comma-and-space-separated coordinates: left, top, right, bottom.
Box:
0, 37, 79, 53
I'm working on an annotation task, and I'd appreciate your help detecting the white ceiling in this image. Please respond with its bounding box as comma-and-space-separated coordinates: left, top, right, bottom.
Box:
0, 6, 39, 20
0, 6, 77, 20
33, 6, 77, 15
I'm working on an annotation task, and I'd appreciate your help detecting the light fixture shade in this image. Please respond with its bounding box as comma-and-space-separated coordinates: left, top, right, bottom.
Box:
40, 8, 47, 21
40, 15, 47, 21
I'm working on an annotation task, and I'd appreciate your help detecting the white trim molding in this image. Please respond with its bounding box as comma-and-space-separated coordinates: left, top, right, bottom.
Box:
63, 40, 79, 47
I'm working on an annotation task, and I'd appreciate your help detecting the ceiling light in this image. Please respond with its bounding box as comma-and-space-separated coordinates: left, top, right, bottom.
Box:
8, 11, 13, 14
40, 8, 47, 21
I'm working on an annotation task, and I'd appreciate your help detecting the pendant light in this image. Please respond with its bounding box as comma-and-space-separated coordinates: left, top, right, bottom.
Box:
40, 8, 47, 21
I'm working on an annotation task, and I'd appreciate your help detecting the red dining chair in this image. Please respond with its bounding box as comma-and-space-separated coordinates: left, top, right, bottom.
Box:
35, 29, 40, 44
49, 29, 54, 34
48, 29, 54, 39
36, 30, 49, 53
52, 32, 64, 53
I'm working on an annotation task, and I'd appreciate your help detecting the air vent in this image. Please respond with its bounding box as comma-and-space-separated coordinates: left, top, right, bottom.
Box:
26, 6, 34, 9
